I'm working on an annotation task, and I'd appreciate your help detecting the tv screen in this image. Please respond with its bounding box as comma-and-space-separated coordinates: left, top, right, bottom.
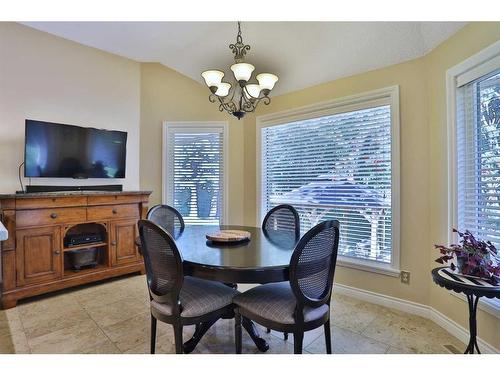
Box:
24, 120, 127, 178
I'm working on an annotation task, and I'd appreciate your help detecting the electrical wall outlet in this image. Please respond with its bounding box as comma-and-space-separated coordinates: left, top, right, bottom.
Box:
400, 271, 410, 284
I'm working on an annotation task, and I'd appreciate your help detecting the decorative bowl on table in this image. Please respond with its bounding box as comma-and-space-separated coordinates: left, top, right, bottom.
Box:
206, 230, 251, 244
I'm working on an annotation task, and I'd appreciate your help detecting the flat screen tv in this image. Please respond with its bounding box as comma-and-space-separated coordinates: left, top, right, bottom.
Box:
24, 120, 127, 179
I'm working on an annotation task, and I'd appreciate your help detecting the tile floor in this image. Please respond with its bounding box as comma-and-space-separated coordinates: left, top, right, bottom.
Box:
0, 274, 465, 354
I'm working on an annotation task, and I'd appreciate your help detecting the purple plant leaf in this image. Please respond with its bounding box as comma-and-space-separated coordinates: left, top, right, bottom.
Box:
435, 228, 500, 279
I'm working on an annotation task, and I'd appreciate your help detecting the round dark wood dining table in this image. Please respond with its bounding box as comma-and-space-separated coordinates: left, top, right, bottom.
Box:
172, 225, 300, 353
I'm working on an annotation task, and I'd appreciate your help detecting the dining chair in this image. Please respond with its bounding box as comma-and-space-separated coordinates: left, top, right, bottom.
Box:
262, 204, 300, 239
233, 220, 340, 354
138, 219, 239, 354
147, 204, 185, 238
147, 204, 237, 291
262, 204, 300, 339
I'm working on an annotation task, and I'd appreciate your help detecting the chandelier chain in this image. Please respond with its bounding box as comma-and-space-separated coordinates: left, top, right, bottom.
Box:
236, 21, 242, 44
229, 21, 250, 62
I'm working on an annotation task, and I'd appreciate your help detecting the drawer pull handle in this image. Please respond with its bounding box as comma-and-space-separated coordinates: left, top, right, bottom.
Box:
112, 208, 118, 214
54, 250, 61, 255
111, 240, 117, 246
50, 213, 58, 219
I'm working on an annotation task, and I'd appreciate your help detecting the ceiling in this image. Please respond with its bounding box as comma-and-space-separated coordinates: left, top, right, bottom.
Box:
22, 22, 466, 96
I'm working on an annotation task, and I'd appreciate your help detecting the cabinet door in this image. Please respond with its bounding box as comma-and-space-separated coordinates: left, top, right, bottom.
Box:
110, 219, 140, 266
16, 226, 62, 286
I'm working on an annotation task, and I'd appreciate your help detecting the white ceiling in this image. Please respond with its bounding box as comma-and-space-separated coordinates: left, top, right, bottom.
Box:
21, 22, 466, 95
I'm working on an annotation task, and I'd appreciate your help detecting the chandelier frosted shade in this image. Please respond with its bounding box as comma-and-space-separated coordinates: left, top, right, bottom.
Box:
231, 63, 255, 82
215, 82, 231, 97
245, 84, 261, 99
202, 70, 224, 88
256, 73, 279, 91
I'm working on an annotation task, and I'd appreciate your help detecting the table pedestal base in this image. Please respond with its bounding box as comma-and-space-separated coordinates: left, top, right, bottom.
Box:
464, 294, 481, 354
183, 316, 269, 353
183, 320, 219, 353
242, 317, 270, 352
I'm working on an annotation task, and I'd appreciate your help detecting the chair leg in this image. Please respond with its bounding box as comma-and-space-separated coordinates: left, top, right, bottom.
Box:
235, 309, 242, 354
266, 327, 288, 341
150, 315, 157, 354
293, 331, 304, 354
173, 322, 183, 354
324, 319, 332, 354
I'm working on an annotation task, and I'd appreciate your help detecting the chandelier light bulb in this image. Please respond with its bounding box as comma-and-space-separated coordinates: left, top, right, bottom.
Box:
245, 84, 261, 99
256, 73, 278, 92
231, 63, 255, 83
215, 82, 231, 97
202, 70, 224, 90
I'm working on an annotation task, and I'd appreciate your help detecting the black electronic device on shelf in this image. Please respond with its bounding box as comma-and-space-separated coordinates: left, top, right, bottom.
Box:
65, 233, 105, 248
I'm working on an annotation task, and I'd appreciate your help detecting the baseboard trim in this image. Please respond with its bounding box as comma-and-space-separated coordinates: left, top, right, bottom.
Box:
334, 283, 499, 354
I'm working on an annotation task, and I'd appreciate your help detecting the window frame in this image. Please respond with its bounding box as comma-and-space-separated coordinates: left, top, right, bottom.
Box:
256, 86, 401, 276
446, 41, 500, 315
162, 121, 229, 225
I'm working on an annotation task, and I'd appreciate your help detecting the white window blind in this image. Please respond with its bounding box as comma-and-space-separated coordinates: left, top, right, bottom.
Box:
165, 125, 225, 225
456, 69, 500, 251
261, 104, 394, 264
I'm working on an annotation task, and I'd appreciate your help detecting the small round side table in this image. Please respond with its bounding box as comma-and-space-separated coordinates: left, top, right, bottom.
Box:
431, 267, 500, 354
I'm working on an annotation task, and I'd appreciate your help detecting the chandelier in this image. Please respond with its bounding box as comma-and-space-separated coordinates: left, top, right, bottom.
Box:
201, 22, 278, 120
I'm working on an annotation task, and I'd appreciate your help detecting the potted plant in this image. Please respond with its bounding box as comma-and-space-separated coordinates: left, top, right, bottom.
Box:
435, 229, 500, 285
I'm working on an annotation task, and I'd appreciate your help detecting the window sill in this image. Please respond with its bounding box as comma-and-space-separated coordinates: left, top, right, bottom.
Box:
337, 256, 400, 277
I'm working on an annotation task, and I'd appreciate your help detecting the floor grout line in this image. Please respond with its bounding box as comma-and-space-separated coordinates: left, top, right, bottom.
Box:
3, 275, 467, 354
85, 309, 123, 354
13, 307, 32, 354
77, 291, 154, 354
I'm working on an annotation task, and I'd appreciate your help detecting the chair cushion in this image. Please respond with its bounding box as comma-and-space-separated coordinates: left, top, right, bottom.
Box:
233, 282, 329, 325
151, 276, 239, 318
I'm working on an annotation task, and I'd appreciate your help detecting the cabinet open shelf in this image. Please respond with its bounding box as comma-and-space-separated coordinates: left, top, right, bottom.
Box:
63, 242, 107, 252
63, 241, 109, 274
63, 222, 107, 248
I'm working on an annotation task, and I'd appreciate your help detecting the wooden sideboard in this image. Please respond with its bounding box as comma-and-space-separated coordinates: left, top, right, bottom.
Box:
0, 190, 151, 309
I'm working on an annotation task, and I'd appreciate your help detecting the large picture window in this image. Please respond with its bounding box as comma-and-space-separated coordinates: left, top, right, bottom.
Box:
448, 42, 500, 313
163, 122, 227, 225
456, 69, 500, 249
258, 87, 400, 274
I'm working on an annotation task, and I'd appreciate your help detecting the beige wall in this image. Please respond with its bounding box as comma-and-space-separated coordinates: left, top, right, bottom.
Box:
139, 63, 245, 224
426, 22, 500, 350
242, 22, 500, 350
245, 58, 430, 306
240, 23, 500, 349
0, 23, 141, 192
0, 23, 245, 221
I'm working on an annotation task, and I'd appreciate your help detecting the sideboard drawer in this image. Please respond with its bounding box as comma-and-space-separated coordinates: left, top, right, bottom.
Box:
16, 207, 87, 227
87, 204, 139, 221
87, 195, 142, 206
15, 196, 88, 209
